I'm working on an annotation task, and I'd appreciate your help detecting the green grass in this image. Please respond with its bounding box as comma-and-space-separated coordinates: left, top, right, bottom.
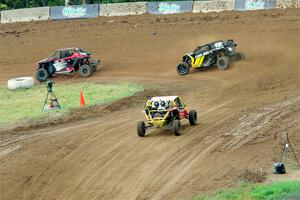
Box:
192, 181, 300, 200
0, 81, 143, 125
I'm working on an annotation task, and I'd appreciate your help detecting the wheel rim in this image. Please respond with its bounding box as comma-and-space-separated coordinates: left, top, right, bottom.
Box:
81, 68, 88, 75
39, 71, 46, 79
219, 59, 225, 67
178, 65, 187, 74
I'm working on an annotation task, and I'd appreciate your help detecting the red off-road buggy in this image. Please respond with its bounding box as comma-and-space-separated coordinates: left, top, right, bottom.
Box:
35, 48, 100, 82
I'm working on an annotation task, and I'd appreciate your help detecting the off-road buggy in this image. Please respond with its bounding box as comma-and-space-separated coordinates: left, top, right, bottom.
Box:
137, 96, 197, 137
176, 40, 243, 75
35, 48, 100, 82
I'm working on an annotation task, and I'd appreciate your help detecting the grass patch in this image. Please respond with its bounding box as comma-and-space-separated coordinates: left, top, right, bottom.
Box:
193, 181, 300, 200
0, 81, 143, 125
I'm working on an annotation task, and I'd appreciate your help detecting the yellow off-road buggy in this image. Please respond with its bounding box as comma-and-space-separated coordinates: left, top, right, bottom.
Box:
137, 96, 197, 137
176, 40, 243, 75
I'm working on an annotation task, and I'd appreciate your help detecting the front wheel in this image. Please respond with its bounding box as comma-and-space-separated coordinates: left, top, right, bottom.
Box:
137, 121, 146, 137
176, 63, 190, 76
36, 68, 49, 82
79, 65, 92, 77
188, 110, 197, 125
217, 56, 229, 70
173, 120, 181, 136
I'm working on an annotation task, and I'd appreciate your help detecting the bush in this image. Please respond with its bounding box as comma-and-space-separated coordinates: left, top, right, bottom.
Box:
0, 3, 8, 10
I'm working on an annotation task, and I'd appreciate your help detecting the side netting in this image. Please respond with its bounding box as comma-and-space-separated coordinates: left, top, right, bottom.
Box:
0, 7, 49, 23
192, 0, 235, 13
276, 0, 300, 8
147, 1, 193, 14
235, 0, 276, 11
50, 4, 99, 20
99, 2, 147, 16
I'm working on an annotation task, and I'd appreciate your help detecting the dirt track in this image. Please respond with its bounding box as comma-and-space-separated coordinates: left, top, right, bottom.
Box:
1, 9, 300, 200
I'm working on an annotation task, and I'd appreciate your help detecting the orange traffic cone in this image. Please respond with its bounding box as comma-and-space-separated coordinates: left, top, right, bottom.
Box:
80, 91, 85, 108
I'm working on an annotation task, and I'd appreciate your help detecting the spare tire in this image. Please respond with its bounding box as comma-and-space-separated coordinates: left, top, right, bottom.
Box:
7, 77, 34, 91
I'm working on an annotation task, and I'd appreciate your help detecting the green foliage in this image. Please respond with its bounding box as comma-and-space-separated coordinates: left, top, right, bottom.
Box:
250, 181, 300, 200
0, 82, 143, 125
192, 181, 300, 200
0, 3, 7, 10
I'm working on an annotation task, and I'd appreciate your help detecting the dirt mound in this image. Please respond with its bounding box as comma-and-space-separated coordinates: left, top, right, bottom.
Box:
236, 169, 266, 183
0, 8, 300, 200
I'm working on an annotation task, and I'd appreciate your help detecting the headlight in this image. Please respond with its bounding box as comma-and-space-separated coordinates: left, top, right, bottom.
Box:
228, 47, 233, 51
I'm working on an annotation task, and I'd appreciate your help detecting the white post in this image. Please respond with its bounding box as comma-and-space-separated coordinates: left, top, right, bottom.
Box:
65, 0, 70, 6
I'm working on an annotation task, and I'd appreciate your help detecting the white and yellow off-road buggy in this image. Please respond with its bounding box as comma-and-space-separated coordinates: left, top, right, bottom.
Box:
137, 96, 197, 137
176, 40, 244, 75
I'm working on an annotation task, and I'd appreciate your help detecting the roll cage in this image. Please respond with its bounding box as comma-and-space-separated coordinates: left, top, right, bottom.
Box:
143, 96, 185, 127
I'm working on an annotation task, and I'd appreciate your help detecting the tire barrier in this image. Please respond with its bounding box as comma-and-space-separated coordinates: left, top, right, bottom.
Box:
7, 77, 35, 91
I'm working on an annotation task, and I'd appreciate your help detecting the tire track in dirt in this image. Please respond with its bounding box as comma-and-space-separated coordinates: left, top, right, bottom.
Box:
0, 9, 300, 200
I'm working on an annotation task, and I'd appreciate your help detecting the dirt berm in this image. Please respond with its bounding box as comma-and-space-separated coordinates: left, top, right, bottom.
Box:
0, 9, 300, 200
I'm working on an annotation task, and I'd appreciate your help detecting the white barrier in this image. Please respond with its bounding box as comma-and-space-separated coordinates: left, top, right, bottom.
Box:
0, 1, 300, 24
0, 7, 50, 23
192, 0, 235, 13
99, 2, 147, 16
276, 0, 300, 8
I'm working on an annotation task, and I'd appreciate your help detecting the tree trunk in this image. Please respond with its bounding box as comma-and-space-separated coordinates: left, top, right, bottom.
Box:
82, 0, 88, 5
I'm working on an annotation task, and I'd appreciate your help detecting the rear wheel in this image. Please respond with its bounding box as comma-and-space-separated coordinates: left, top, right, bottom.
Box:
217, 56, 229, 70
79, 65, 92, 77
137, 121, 146, 137
36, 68, 49, 82
173, 120, 181, 136
235, 52, 245, 60
90, 60, 99, 71
188, 110, 197, 125
176, 63, 190, 76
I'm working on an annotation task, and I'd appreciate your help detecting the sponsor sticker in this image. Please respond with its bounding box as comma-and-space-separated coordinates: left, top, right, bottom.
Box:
62, 7, 87, 18
157, 2, 181, 14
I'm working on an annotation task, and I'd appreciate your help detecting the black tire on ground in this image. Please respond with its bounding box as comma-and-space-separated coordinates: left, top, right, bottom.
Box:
188, 110, 197, 125
79, 65, 92, 77
137, 121, 146, 137
36, 68, 49, 82
173, 119, 181, 136
176, 62, 190, 76
90, 60, 99, 70
236, 52, 245, 60
217, 56, 229, 70
92, 65, 97, 71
